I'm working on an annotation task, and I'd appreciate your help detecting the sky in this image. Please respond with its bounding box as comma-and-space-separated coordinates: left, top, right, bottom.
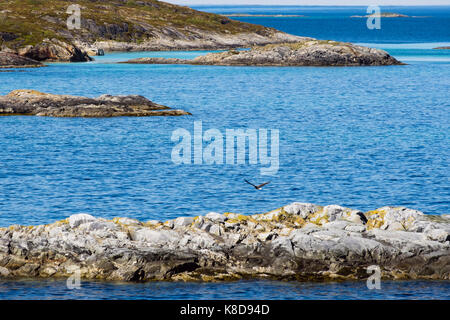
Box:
166, 0, 450, 5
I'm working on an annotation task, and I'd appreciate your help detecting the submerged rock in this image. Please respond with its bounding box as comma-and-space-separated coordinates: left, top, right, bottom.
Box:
122, 40, 404, 66
0, 90, 191, 117
0, 203, 448, 282
0, 52, 43, 68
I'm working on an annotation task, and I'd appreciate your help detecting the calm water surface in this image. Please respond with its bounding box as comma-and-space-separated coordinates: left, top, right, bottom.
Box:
0, 6, 449, 299
0, 279, 449, 300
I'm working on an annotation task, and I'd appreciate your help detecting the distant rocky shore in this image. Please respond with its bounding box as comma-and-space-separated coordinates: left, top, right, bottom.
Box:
0, 52, 44, 68
0, 90, 190, 117
433, 46, 450, 50
0, 203, 448, 282
121, 40, 403, 66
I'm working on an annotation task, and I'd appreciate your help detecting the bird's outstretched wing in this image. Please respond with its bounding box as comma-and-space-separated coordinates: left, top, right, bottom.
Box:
244, 179, 258, 188
256, 181, 270, 189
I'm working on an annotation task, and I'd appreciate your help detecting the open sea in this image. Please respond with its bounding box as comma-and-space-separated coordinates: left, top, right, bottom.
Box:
0, 6, 449, 299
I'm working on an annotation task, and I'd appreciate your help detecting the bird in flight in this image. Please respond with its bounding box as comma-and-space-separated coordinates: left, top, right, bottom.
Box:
245, 180, 270, 190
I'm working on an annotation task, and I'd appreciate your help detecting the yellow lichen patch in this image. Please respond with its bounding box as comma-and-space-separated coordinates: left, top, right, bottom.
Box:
144, 221, 162, 228
366, 209, 387, 217
365, 209, 387, 230
262, 207, 284, 216
58, 218, 69, 224
190, 216, 201, 226
8, 89, 47, 97
252, 207, 289, 222
308, 209, 329, 226
400, 216, 416, 231
226, 214, 256, 224
224, 212, 239, 217
111, 217, 142, 226
271, 209, 306, 228
50, 219, 68, 227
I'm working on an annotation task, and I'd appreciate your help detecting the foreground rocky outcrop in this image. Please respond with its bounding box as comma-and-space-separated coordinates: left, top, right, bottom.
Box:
122, 40, 403, 66
0, 203, 448, 282
0, 0, 303, 62
0, 90, 190, 117
0, 52, 43, 68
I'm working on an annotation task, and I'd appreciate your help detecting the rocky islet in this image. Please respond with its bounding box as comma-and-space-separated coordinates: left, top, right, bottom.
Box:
122, 40, 404, 66
0, 203, 448, 282
0, 90, 191, 117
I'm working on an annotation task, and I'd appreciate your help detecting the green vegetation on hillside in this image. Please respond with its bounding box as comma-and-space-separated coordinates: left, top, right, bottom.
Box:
0, 0, 271, 49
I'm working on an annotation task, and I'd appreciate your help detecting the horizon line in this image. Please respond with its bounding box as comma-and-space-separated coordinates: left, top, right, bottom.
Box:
188, 4, 450, 6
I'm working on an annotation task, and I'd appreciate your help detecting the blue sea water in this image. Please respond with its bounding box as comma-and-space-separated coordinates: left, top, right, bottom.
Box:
0, 6, 449, 299
1, 279, 449, 300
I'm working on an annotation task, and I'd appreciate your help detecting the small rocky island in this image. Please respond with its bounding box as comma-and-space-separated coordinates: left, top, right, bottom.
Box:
122, 40, 403, 66
433, 46, 450, 50
224, 14, 305, 17
0, 52, 43, 68
351, 12, 409, 18
0, 90, 191, 117
0, 203, 448, 282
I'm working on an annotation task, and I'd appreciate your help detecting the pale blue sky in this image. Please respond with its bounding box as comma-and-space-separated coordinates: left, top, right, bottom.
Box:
166, 0, 450, 5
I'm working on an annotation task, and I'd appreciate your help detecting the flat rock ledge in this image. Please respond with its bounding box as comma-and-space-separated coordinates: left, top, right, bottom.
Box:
0, 52, 44, 68
121, 40, 403, 67
1, 203, 449, 282
0, 90, 191, 117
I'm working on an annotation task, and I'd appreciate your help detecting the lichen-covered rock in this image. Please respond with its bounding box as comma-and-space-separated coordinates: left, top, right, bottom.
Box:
365, 206, 424, 231
0, 90, 191, 117
0, 203, 448, 282
122, 40, 404, 66
68, 213, 97, 228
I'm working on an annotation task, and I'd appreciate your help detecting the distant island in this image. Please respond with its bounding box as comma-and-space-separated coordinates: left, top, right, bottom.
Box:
351, 12, 409, 18
0, 0, 301, 62
433, 46, 450, 49
223, 14, 305, 17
